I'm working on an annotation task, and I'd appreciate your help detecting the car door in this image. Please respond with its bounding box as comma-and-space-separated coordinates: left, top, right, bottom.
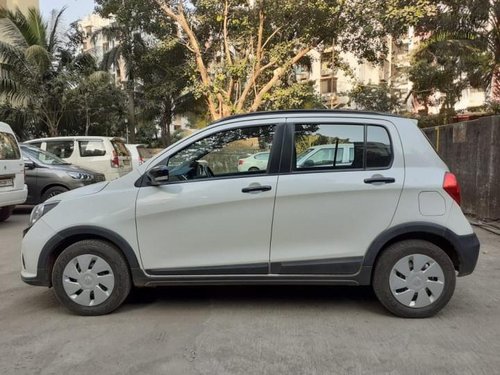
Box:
135, 120, 283, 274
270, 118, 405, 274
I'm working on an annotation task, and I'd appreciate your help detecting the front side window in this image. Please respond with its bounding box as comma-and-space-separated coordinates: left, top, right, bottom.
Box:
167, 125, 275, 181
79, 141, 106, 157
294, 124, 392, 170
0, 132, 21, 160
46, 141, 74, 158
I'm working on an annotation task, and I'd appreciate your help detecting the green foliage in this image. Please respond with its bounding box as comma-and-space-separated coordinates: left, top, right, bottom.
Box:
0, 8, 126, 139
263, 82, 324, 111
347, 83, 400, 113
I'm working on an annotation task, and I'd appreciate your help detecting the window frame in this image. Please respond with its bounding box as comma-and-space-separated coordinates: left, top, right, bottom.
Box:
141, 121, 286, 187
281, 122, 394, 174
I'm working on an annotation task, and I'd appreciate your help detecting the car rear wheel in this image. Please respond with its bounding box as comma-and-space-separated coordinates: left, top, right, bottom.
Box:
373, 240, 456, 318
0, 205, 14, 222
52, 240, 131, 316
42, 186, 69, 202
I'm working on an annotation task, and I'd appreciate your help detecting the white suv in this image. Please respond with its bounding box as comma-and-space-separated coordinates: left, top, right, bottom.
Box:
21, 110, 479, 317
24, 136, 132, 181
0, 122, 27, 221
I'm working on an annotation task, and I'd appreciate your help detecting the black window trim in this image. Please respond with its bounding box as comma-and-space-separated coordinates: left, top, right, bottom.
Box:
137, 122, 286, 187
279, 122, 394, 174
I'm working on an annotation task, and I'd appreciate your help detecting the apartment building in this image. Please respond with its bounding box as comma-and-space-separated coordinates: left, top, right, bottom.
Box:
0, 0, 39, 14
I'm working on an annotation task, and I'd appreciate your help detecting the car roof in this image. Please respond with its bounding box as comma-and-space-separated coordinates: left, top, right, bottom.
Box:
208, 109, 410, 128
26, 136, 125, 142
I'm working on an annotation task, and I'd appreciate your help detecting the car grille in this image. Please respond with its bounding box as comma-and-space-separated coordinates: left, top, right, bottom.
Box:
94, 174, 106, 182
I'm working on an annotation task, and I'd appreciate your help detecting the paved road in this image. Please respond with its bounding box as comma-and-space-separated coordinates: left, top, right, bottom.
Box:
1, 209, 499, 375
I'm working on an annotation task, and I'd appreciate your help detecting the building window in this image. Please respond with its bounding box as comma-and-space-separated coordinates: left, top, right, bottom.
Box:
320, 78, 337, 94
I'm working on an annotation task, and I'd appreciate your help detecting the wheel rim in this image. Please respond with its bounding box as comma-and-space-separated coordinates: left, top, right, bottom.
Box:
389, 253, 445, 308
62, 254, 115, 306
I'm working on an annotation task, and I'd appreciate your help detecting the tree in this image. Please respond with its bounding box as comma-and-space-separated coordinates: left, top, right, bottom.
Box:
347, 83, 400, 113
150, 0, 414, 121
413, 0, 499, 98
65, 71, 127, 136
0, 8, 99, 136
136, 42, 202, 147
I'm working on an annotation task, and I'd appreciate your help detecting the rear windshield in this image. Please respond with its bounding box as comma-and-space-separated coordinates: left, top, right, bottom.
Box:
79, 140, 106, 157
112, 140, 130, 157
0, 132, 21, 160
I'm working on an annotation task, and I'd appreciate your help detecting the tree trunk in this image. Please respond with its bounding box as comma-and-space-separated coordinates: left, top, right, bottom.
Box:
160, 101, 172, 147
126, 83, 136, 143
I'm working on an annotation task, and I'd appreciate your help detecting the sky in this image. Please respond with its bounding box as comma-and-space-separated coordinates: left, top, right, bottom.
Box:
40, 0, 95, 24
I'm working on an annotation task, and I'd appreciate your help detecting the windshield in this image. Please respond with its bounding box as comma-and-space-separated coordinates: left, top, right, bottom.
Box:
23, 147, 70, 165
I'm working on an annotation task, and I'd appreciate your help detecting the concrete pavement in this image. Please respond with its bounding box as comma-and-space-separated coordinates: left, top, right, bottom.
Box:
1, 210, 499, 374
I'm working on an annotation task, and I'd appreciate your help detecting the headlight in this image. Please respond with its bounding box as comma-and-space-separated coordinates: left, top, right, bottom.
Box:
29, 201, 60, 227
67, 171, 92, 180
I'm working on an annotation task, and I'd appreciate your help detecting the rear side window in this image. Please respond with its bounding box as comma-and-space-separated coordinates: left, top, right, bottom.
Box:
46, 141, 74, 158
293, 124, 392, 170
294, 124, 364, 170
111, 140, 129, 157
255, 152, 270, 160
0, 132, 21, 160
79, 140, 106, 157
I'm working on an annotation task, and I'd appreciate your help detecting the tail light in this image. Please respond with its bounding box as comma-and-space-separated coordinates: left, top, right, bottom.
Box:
443, 172, 461, 205
111, 150, 120, 168
238, 159, 244, 165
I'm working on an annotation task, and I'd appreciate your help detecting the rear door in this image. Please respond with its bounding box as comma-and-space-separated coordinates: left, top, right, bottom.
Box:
270, 118, 405, 274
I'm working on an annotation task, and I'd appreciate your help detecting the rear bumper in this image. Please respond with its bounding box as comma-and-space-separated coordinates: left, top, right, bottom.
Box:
454, 232, 480, 276
1, 184, 27, 206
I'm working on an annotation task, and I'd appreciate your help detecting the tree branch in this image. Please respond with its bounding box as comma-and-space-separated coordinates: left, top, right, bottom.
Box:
249, 46, 312, 112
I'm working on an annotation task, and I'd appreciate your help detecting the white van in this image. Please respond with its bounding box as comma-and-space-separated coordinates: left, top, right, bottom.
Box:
25, 136, 132, 181
0, 122, 27, 221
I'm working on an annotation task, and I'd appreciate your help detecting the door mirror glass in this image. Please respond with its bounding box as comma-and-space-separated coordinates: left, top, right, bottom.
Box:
147, 165, 169, 185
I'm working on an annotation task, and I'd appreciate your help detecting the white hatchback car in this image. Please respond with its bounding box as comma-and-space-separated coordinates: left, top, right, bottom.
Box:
21, 110, 479, 317
237, 151, 271, 172
24, 136, 132, 181
0, 122, 27, 221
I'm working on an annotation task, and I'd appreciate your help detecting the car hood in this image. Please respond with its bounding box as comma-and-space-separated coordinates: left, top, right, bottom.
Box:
45, 181, 109, 204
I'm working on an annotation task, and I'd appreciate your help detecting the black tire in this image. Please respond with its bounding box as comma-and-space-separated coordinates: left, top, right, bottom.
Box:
248, 167, 260, 171
52, 240, 131, 316
0, 205, 14, 222
373, 240, 456, 318
41, 186, 69, 202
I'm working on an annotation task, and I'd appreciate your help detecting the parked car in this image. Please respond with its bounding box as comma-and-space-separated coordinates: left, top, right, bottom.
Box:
21, 145, 105, 204
24, 136, 131, 181
21, 110, 479, 318
0, 122, 27, 221
296, 143, 354, 168
237, 151, 271, 172
125, 144, 149, 169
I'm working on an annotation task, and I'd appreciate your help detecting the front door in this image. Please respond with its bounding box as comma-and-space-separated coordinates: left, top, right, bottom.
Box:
136, 121, 282, 274
270, 119, 405, 274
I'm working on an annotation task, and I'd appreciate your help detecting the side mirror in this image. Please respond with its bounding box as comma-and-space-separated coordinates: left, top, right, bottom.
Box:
147, 165, 169, 186
24, 159, 36, 170
302, 159, 315, 168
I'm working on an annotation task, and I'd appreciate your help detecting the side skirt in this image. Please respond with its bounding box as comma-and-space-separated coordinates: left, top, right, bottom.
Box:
131, 266, 373, 287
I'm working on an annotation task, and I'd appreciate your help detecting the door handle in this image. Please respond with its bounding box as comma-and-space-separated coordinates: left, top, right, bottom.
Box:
242, 185, 272, 193
364, 176, 396, 184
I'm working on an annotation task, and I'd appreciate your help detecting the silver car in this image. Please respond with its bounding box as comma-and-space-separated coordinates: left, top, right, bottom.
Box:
21, 145, 105, 204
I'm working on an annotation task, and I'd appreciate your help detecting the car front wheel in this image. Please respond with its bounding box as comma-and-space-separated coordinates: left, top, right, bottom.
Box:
52, 240, 131, 315
373, 240, 456, 318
